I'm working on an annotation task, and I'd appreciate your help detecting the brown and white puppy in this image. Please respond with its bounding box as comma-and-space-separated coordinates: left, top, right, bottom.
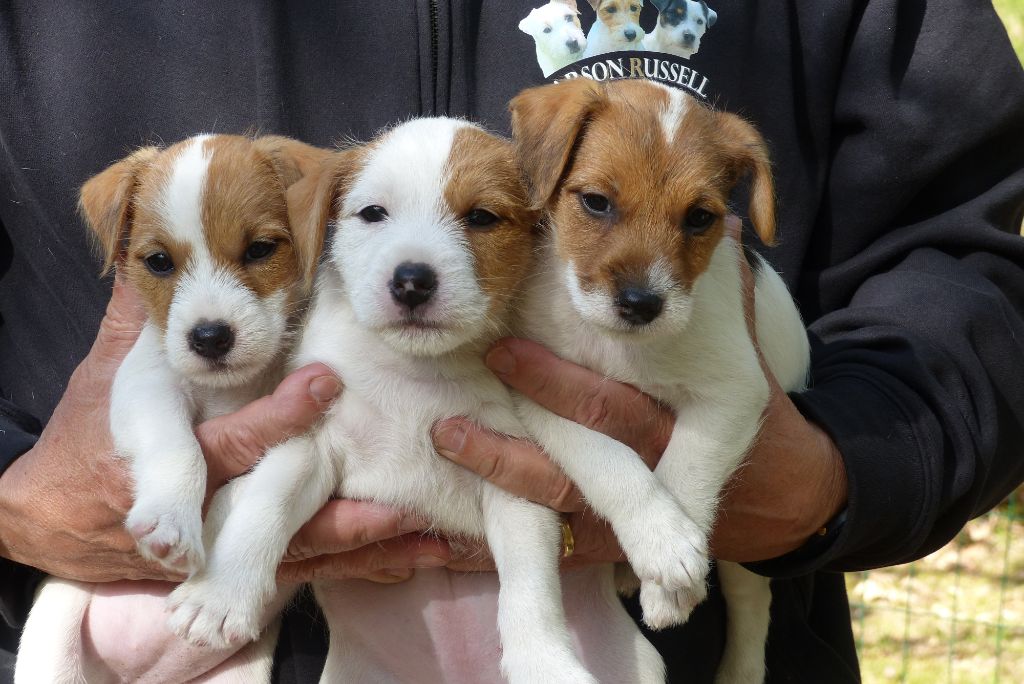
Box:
16, 134, 328, 684
163, 118, 664, 683
510, 78, 811, 684
583, 0, 646, 56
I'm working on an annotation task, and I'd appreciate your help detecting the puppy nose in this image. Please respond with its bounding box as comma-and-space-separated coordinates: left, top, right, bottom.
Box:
616, 287, 664, 325
566, 38, 580, 52
189, 321, 235, 359
682, 32, 696, 43
624, 29, 637, 41
390, 261, 438, 311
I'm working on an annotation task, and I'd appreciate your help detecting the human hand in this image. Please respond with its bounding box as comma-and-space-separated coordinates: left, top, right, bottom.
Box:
432, 216, 847, 568
0, 277, 345, 582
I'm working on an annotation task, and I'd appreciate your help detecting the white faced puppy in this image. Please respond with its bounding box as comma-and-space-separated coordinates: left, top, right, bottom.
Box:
646, 0, 717, 58
15, 134, 327, 684
520, 0, 588, 77
510, 78, 810, 684
165, 119, 601, 684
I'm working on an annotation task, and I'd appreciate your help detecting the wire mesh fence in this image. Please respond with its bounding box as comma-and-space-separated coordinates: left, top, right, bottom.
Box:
846, 494, 1024, 683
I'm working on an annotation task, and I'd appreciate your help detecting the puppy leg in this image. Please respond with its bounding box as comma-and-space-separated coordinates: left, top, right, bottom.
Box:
113, 324, 206, 574
642, 385, 768, 628
714, 561, 770, 684
515, 397, 709, 625
167, 435, 333, 649
482, 484, 596, 684
15, 578, 93, 684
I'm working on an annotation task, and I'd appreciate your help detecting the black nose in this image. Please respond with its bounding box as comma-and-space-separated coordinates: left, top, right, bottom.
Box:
624, 29, 637, 41
682, 32, 696, 43
616, 287, 663, 325
566, 38, 580, 52
189, 321, 235, 359
389, 261, 438, 311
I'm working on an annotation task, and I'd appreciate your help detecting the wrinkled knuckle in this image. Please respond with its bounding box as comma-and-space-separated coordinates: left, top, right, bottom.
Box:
547, 476, 577, 512
285, 538, 316, 562
573, 385, 613, 432
211, 425, 262, 472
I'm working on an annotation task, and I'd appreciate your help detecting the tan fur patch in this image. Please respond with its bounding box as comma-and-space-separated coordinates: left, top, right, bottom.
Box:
593, 0, 643, 29
444, 127, 538, 322
514, 79, 774, 299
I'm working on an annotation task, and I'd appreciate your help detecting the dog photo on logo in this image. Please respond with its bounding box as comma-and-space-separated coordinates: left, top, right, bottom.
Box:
646, 0, 717, 58
519, 0, 588, 77
583, 0, 646, 57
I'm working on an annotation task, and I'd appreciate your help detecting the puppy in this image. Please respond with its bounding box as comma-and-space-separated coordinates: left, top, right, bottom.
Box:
583, 0, 646, 57
164, 118, 652, 683
520, 0, 588, 77
646, 0, 717, 57
15, 134, 327, 684
510, 78, 810, 684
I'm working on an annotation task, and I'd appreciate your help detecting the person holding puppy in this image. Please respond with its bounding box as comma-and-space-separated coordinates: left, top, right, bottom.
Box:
2, 2, 1023, 682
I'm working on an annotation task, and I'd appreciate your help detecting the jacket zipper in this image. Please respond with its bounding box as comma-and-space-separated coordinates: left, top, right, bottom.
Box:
429, 0, 439, 112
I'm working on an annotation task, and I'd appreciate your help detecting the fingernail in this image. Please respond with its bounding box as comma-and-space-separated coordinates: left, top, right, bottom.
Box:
371, 569, 414, 583
432, 421, 467, 459
485, 346, 516, 375
309, 376, 342, 404
414, 555, 447, 568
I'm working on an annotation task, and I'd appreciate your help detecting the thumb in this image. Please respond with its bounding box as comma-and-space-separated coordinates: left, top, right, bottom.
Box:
197, 363, 342, 492
90, 274, 148, 366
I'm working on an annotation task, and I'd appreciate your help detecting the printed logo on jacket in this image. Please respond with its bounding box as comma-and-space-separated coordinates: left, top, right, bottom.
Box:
518, 0, 717, 97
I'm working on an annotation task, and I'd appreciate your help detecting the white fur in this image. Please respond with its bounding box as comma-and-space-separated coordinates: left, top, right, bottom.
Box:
165, 119, 610, 683
16, 135, 298, 684
516, 232, 810, 684
520, 1, 587, 77
583, 2, 646, 57
645, 0, 717, 58
660, 87, 689, 143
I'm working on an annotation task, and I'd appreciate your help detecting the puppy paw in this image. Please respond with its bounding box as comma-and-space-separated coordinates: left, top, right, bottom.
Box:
616, 501, 710, 598
166, 575, 264, 648
127, 499, 205, 575
639, 579, 708, 630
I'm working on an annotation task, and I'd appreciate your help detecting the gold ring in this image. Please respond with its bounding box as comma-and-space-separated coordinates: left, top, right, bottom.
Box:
560, 518, 575, 559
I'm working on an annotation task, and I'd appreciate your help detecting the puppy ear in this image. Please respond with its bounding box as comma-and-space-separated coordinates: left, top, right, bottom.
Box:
518, 9, 540, 35
509, 78, 607, 210
704, 4, 718, 27
649, 0, 670, 13
718, 113, 775, 246
587, 0, 600, 11
287, 148, 362, 290
560, 0, 579, 12
79, 146, 160, 276
254, 135, 332, 188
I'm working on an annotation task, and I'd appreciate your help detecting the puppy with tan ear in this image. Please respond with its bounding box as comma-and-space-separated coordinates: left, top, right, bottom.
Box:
510, 78, 810, 684
15, 134, 329, 684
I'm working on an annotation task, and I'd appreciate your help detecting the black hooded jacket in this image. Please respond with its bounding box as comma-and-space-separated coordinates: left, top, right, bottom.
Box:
1, 2, 1023, 681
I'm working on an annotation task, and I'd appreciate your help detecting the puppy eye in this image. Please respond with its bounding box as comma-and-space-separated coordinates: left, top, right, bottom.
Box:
244, 240, 277, 263
697, 18, 704, 25
683, 208, 716, 233
564, 15, 572, 22
630, 5, 638, 11
605, 6, 617, 13
359, 205, 389, 223
543, 26, 553, 33
144, 252, 174, 275
580, 193, 613, 216
465, 209, 500, 229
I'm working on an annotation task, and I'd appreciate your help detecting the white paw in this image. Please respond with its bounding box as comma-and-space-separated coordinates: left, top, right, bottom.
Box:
639, 579, 708, 629
166, 575, 265, 648
127, 498, 204, 574
616, 500, 709, 600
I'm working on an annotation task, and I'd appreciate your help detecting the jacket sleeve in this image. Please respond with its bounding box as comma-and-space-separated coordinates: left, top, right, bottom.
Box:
751, 0, 1024, 577
0, 398, 45, 628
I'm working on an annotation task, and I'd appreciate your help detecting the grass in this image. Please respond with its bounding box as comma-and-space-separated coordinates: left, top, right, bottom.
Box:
847, 503, 1024, 683
995, 0, 1024, 59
